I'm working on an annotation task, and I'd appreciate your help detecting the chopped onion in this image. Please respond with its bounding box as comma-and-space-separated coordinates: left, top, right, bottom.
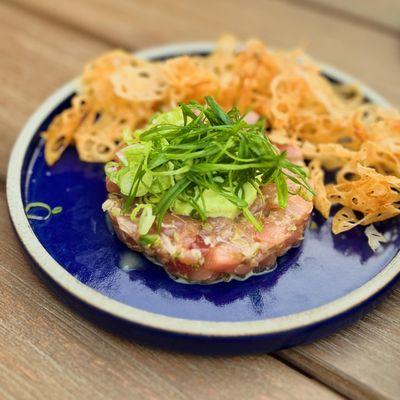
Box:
138, 205, 156, 235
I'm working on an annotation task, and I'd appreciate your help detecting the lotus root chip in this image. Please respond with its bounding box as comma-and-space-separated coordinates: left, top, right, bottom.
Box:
40, 36, 400, 234
309, 159, 331, 218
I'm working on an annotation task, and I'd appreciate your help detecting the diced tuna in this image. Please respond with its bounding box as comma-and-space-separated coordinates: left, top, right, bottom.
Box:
107, 143, 313, 283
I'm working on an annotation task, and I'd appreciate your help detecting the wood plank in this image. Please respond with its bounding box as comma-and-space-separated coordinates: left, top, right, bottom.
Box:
298, 0, 400, 32
0, 188, 341, 400
279, 284, 400, 400
0, 2, 109, 178
2, 1, 400, 398
8, 0, 400, 109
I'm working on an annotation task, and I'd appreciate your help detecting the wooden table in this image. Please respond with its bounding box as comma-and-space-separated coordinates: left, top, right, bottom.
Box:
1, 1, 399, 398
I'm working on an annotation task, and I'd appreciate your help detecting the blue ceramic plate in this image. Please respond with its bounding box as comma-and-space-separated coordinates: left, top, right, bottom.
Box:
7, 43, 400, 353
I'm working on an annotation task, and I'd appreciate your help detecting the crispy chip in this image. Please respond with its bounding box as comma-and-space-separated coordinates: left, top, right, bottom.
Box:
43, 95, 88, 165
42, 36, 400, 233
110, 62, 167, 102
332, 207, 359, 234
364, 224, 387, 252
357, 141, 400, 177
74, 111, 128, 162
163, 56, 219, 105
327, 164, 400, 214
332, 205, 400, 234
204, 34, 237, 75
309, 159, 331, 218
302, 142, 354, 170
360, 205, 400, 225
82, 50, 133, 110
333, 83, 364, 108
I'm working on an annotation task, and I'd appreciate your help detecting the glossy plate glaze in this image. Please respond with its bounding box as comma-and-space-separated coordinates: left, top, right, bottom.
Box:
7, 43, 400, 353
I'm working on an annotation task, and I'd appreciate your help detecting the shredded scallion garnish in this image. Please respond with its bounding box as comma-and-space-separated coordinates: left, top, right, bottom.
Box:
106, 96, 313, 232
25, 202, 63, 221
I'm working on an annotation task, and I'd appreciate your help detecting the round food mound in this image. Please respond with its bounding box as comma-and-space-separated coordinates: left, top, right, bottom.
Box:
106, 144, 313, 283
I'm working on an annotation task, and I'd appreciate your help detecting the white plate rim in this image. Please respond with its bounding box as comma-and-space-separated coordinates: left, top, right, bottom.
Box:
7, 41, 399, 337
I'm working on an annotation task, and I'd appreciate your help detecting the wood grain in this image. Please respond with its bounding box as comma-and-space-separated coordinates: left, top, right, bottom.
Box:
298, 0, 400, 32
280, 284, 400, 400
8, 0, 400, 109
1, 0, 400, 399
0, 187, 341, 400
0, 2, 108, 178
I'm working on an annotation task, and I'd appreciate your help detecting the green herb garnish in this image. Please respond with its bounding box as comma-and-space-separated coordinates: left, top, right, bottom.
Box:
139, 234, 159, 246
25, 202, 63, 221
51, 206, 63, 215
106, 96, 313, 233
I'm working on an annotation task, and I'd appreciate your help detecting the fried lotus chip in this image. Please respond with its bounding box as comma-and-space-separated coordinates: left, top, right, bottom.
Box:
308, 159, 331, 218
204, 35, 239, 110
332, 207, 359, 234
268, 60, 351, 140
43, 95, 88, 165
229, 40, 280, 114
270, 74, 305, 129
44, 50, 159, 164
162, 56, 219, 105
304, 139, 400, 180
336, 142, 400, 183
74, 110, 139, 163
203, 34, 237, 75
327, 164, 400, 214
350, 105, 400, 145
358, 204, 400, 225
82, 50, 133, 109
302, 141, 354, 170
358, 141, 400, 177
110, 62, 167, 102
332, 205, 400, 234
364, 224, 387, 252
333, 83, 364, 108
41, 37, 400, 235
